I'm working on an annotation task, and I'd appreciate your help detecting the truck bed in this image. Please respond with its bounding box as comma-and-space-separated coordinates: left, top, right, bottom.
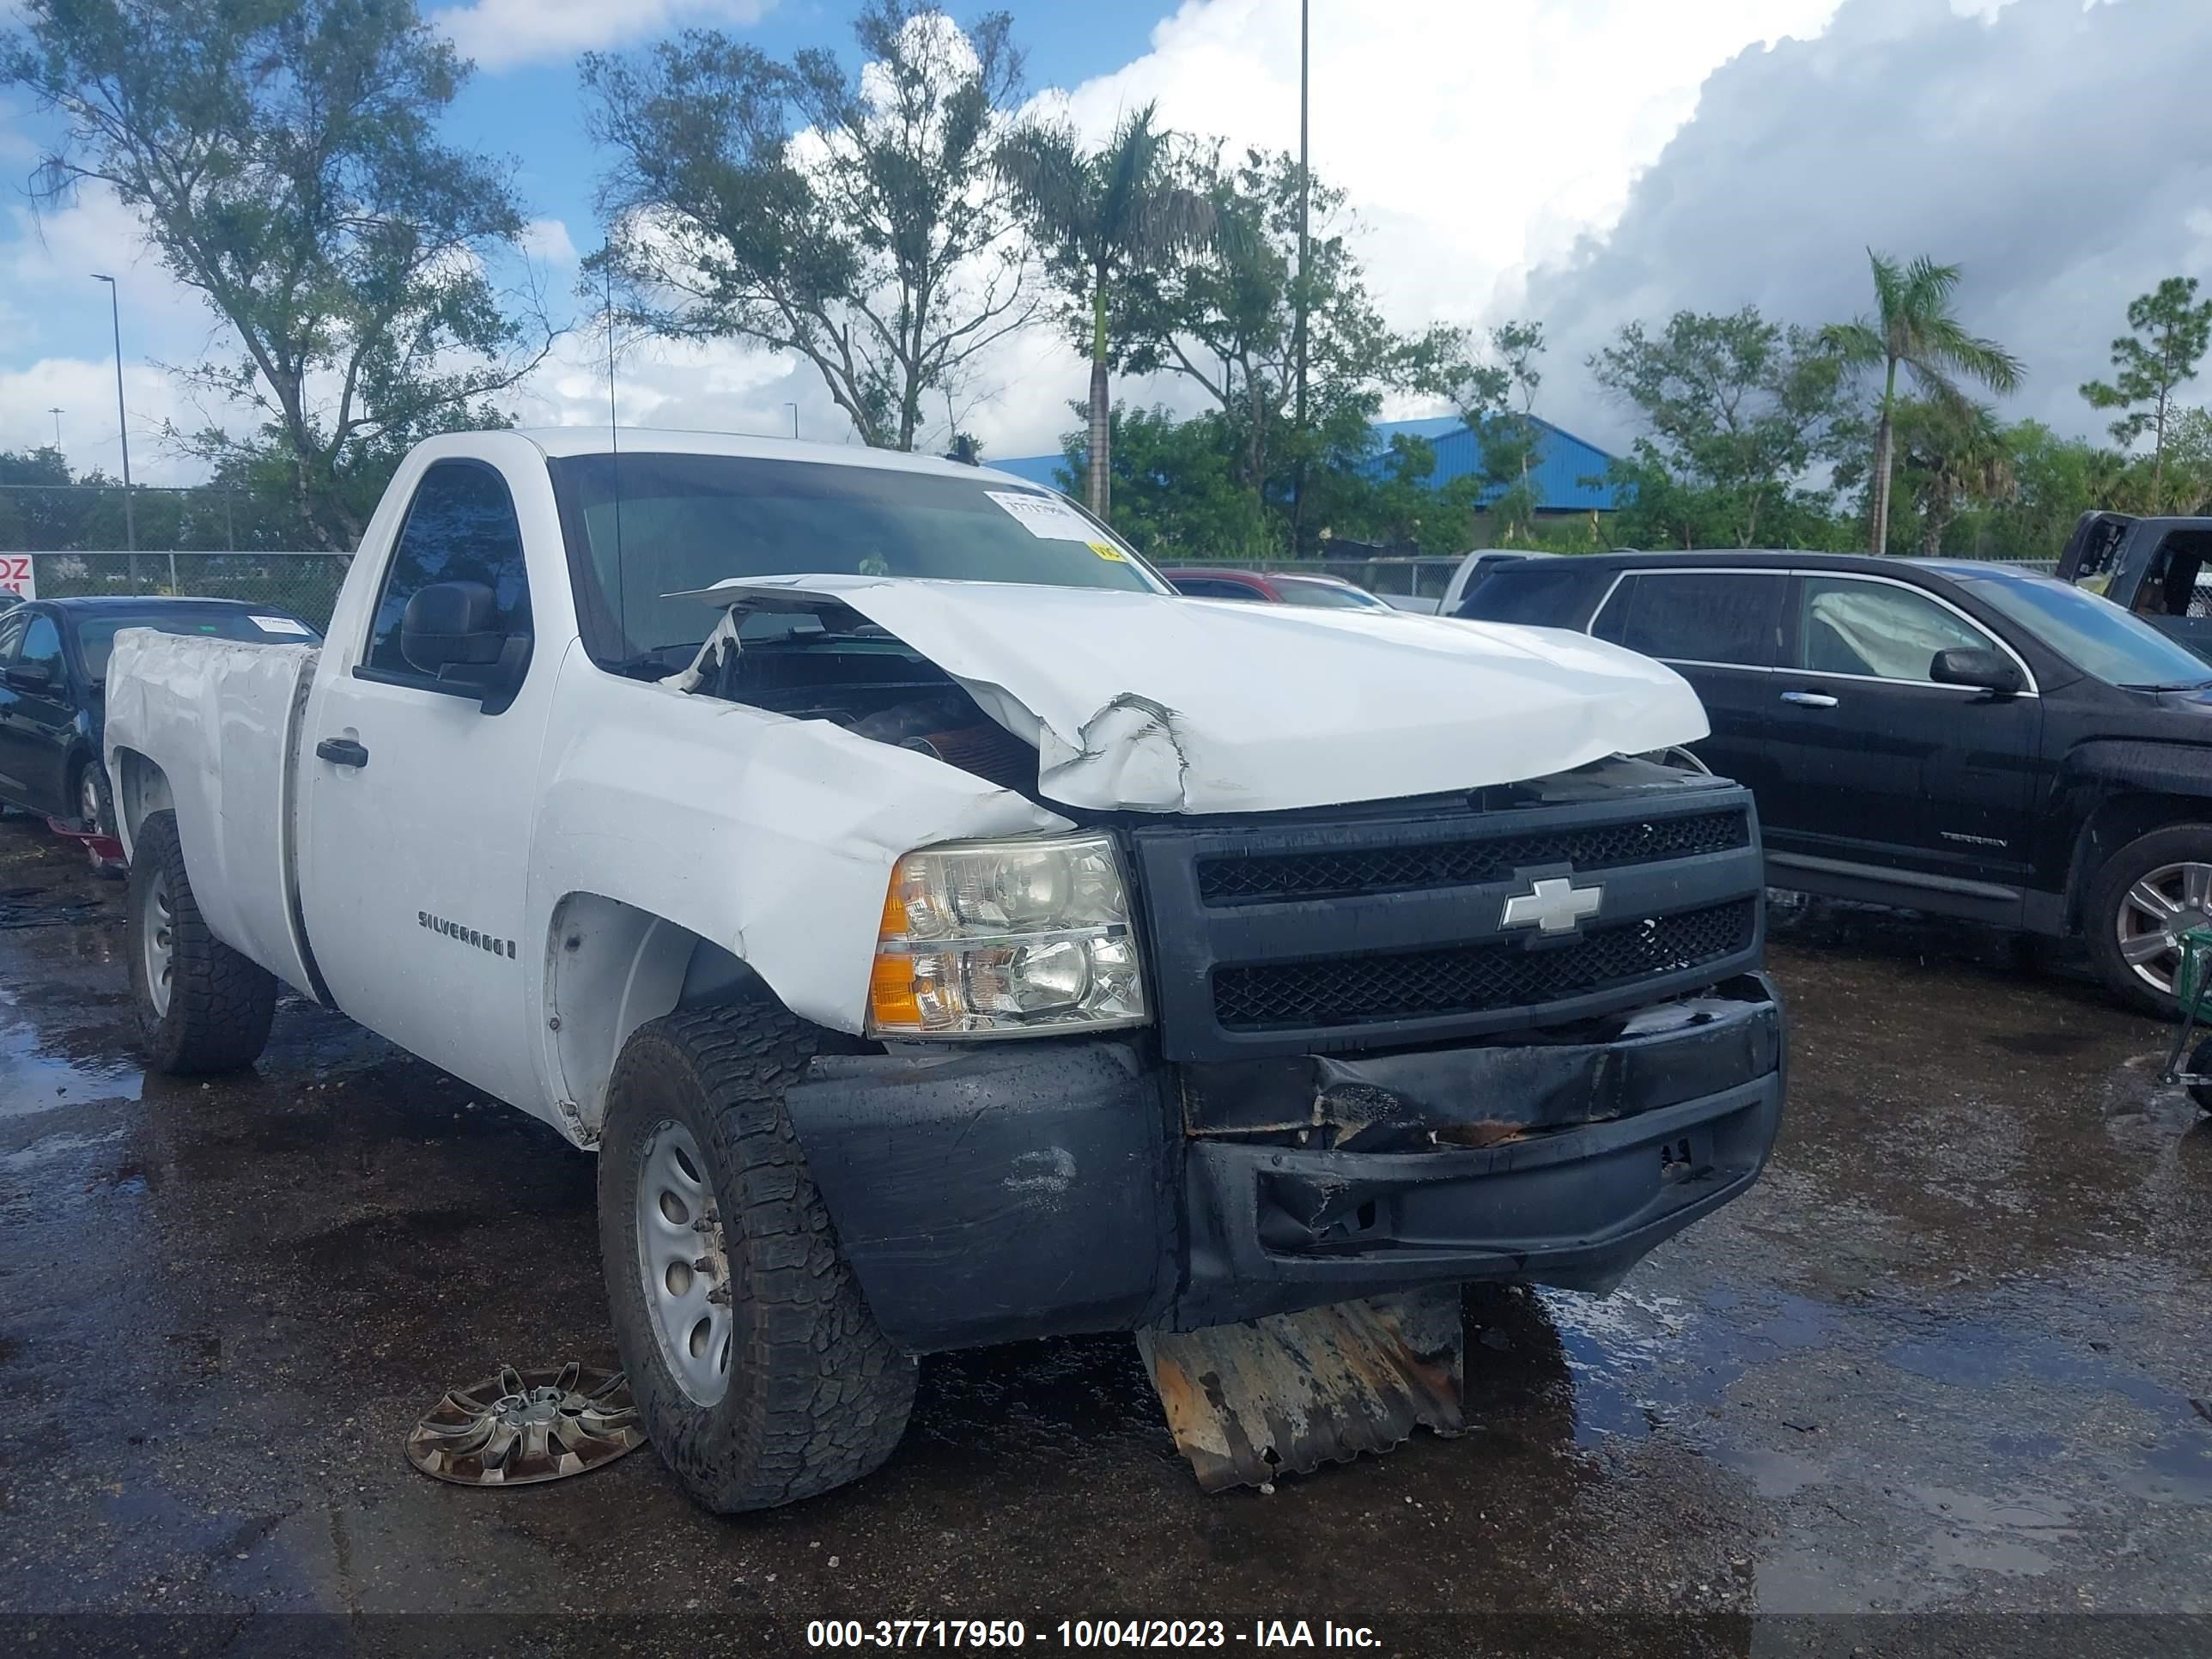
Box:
103, 628, 324, 1000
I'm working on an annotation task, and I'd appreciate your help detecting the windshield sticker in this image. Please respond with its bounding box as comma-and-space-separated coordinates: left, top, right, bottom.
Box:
250, 615, 313, 636
1086, 540, 1127, 562
985, 489, 1097, 542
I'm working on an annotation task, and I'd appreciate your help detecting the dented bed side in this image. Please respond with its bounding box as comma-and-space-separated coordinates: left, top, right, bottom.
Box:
103, 628, 325, 1000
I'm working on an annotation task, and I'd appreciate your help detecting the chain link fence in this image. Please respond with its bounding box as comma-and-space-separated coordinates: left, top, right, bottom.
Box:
0, 482, 323, 556
15, 551, 353, 629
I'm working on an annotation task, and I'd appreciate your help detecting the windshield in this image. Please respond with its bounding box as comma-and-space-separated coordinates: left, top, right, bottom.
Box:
1275, 580, 1386, 610
547, 453, 1166, 666
1952, 571, 2212, 688
76, 608, 319, 680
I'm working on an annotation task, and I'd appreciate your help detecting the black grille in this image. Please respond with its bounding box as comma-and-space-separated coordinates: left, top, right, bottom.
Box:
1211, 899, 1756, 1031
1196, 808, 1748, 904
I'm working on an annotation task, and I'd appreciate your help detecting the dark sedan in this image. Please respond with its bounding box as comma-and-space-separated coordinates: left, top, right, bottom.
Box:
0, 598, 320, 839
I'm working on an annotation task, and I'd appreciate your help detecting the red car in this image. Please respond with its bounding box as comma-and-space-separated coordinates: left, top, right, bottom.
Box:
1160, 568, 1394, 611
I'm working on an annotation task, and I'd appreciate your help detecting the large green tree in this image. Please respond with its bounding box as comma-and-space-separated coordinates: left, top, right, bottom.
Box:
6, 0, 550, 549
1050, 402, 1274, 561
586, 2, 1035, 452
1110, 147, 1464, 539
1824, 251, 2021, 556
1591, 306, 1854, 549
1889, 397, 2016, 556
997, 102, 1213, 514
2080, 276, 2212, 512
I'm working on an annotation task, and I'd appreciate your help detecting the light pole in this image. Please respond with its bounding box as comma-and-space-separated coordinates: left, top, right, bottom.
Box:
784, 401, 799, 440
47, 407, 63, 450
90, 273, 141, 588
1291, 0, 1310, 556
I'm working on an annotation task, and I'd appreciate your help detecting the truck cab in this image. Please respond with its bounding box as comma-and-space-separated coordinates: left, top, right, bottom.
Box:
2057, 509, 2212, 661
101, 428, 1785, 1510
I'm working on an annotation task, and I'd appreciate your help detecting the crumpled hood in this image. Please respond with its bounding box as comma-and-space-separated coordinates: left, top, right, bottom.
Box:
678, 574, 1708, 814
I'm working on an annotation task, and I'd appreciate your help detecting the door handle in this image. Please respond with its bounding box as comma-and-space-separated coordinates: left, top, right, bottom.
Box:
315, 737, 369, 768
1779, 690, 1839, 708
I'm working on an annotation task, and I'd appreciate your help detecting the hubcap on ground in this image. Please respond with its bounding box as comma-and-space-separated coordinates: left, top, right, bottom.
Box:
635, 1120, 732, 1407
2115, 860, 2212, 997
142, 869, 174, 1018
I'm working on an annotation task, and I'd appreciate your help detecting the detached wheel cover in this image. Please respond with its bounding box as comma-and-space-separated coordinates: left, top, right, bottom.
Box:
407, 1363, 642, 1485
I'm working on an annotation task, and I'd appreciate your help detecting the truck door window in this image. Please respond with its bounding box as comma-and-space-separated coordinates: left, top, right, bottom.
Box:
1593, 572, 1785, 667
365, 460, 532, 680
1793, 577, 1996, 682
0, 612, 26, 664
2139, 532, 2212, 618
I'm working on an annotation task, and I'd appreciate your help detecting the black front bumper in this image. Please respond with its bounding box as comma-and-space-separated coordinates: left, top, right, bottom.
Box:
783, 974, 1784, 1352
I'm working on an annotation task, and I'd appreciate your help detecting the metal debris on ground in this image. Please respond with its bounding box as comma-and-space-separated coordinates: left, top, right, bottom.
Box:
406, 1363, 642, 1486
1137, 1286, 1465, 1492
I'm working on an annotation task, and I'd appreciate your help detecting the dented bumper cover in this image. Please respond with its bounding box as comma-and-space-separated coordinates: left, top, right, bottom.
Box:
781, 975, 1784, 1352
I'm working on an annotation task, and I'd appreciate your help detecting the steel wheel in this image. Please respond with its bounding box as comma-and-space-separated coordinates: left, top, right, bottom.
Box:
80, 769, 100, 830
2114, 860, 2212, 998
141, 866, 175, 1018
634, 1119, 732, 1407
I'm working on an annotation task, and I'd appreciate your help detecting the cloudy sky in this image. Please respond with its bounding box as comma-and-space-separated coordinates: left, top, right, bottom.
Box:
1, 0, 2207, 481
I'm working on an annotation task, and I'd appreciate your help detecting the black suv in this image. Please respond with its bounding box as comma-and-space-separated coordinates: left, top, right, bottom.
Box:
1459, 550, 2212, 1014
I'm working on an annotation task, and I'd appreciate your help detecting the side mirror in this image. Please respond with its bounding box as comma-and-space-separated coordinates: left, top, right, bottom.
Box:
4, 661, 53, 690
1930, 647, 2023, 696
400, 580, 532, 714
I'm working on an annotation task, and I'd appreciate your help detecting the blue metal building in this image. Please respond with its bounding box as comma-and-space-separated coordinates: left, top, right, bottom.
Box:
1361, 415, 1620, 514
989, 413, 1620, 513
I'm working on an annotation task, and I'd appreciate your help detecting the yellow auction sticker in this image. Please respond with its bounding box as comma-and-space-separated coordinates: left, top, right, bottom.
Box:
1088, 540, 1127, 562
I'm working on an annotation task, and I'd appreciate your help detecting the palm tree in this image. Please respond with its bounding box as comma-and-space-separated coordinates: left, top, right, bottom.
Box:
1826, 252, 2023, 555
999, 104, 1213, 516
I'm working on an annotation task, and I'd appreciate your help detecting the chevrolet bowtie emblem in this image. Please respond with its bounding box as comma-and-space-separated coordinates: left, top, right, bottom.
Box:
1500, 873, 1603, 936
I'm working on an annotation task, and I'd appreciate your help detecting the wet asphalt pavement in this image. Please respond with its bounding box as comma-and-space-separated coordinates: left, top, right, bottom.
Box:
0, 812, 2209, 1658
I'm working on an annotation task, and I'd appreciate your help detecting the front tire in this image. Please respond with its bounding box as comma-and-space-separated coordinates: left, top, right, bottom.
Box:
128, 809, 277, 1073
2085, 823, 2212, 1018
597, 1004, 916, 1512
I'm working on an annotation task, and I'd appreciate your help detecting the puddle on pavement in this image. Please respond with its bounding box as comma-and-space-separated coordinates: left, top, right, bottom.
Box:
0, 982, 143, 1112
1538, 1283, 1840, 1448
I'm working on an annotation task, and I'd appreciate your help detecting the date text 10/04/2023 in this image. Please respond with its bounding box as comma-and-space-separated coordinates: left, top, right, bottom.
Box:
805, 1621, 1385, 1650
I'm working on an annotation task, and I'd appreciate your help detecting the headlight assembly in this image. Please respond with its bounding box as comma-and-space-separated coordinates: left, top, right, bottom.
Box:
866, 834, 1147, 1037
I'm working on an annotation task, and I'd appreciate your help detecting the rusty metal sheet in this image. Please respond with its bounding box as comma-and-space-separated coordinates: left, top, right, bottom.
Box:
1136, 1286, 1465, 1492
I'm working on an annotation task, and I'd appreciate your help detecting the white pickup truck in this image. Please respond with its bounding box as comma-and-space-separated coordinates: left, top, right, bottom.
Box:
104, 428, 1784, 1507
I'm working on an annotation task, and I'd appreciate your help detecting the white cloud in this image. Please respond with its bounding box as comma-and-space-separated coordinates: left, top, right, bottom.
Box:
520, 216, 580, 265
432, 0, 774, 73
499, 0, 1857, 462
5, 185, 173, 296
1522, 0, 2212, 450
1045, 0, 1843, 340
0, 357, 232, 484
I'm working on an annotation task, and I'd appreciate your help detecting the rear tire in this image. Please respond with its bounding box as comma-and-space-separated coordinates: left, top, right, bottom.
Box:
597, 1003, 916, 1512
128, 810, 277, 1074
2084, 824, 2212, 1018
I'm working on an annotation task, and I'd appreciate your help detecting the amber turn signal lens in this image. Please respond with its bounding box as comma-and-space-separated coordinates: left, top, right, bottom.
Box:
868, 951, 922, 1030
